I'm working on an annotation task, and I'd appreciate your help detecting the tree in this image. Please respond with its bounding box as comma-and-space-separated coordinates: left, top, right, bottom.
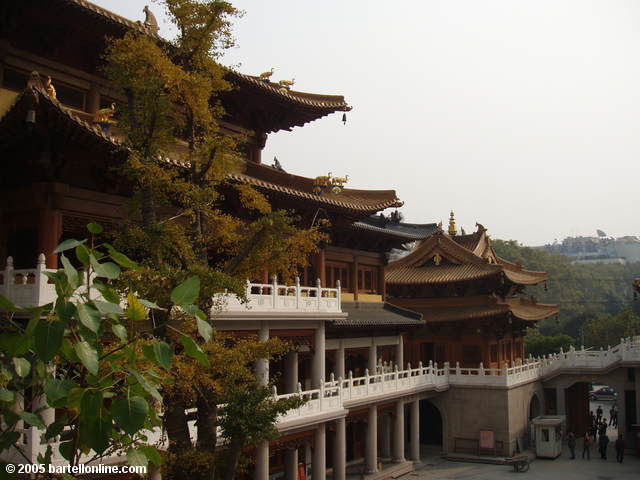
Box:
101, 1, 324, 477
0, 226, 203, 473
523, 329, 575, 357
583, 308, 640, 349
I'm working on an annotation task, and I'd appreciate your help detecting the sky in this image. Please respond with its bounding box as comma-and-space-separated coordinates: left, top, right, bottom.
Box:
93, 0, 639, 246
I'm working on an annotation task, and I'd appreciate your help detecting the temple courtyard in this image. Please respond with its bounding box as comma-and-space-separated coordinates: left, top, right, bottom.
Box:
408, 445, 640, 480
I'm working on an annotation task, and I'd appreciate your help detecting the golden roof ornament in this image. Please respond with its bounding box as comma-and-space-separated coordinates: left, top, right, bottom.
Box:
278, 78, 295, 90
313, 173, 348, 195
433, 253, 442, 266
259, 68, 274, 81
44, 76, 56, 99
448, 210, 457, 236
143, 5, 159, 34
330, 175, 348, 194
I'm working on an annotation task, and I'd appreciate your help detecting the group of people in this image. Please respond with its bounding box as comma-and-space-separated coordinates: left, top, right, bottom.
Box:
566, 405, 624, 463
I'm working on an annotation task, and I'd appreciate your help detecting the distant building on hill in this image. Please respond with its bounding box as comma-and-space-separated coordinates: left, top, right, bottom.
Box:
540, 232, 640, 264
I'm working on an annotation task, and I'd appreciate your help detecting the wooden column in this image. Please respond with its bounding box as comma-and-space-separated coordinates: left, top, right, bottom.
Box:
378, 263, 386, 299
351, 258, 358, 300
38, 209, 61, 269
313, 249, 326, 287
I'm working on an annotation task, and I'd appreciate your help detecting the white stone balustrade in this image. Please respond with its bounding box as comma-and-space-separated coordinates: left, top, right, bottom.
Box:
217, 277, 341, 313
1, 255, 57, 309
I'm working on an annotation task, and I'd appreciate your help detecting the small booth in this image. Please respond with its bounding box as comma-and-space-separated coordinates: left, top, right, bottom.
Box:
531, 416, 565, 459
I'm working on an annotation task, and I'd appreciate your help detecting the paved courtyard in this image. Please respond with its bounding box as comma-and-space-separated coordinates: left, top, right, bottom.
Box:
408, 444, 640, 480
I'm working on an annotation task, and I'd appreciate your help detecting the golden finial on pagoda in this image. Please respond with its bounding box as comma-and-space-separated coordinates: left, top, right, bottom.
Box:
448, 210, 457, 236
44, 76, 56, 99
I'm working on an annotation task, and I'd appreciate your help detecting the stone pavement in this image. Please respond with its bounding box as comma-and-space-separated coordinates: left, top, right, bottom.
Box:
407, 443, 640, 480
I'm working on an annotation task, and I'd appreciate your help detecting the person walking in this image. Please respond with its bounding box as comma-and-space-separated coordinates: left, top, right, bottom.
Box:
582, 432, 591, 460
599, 420, 607, 437
596, 405, 603, 423
598, 433, 609, 460
612, 408, 618, 428
609, 406, 616, 426
567, 432, 576, 459
615, 434, 625, 464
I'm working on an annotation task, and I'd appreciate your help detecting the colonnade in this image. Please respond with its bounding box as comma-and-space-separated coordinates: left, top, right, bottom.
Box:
254, 397, 422, 480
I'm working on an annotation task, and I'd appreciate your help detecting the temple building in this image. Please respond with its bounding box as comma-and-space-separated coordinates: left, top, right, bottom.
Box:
2, 2, 640, 480
386, 215, 559, 370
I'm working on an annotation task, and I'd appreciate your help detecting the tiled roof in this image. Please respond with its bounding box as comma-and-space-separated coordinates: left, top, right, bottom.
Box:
228, 162, 403, 215
386, 263, 503, 285
386, 225, 547, 287
352, 215, 439, 240
334, 301, 423, 327
55, 0, 351, 130
389, 296, 558, 323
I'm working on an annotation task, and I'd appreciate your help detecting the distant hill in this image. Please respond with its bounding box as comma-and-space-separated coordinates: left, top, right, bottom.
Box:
491, 239, 640, 339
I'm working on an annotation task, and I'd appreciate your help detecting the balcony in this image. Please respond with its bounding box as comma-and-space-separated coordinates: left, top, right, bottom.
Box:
0, 255, 57, 309
218, 278, 342, 313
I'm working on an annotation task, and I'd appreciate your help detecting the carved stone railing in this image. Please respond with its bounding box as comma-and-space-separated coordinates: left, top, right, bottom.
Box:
217, 277, 341, 313
0, 255, 57, 309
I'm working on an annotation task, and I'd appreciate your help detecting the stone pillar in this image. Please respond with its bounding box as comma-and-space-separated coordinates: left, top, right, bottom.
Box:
393, 400, 405, 463
368, 342, 377, 375
256, 323, 269, 386
254, 441, 269, 480
33, 392, 54, 427
284, 448, 298, 480
379, 412, 391, 459
313, 424, 326, 480
410, 400, 420, 462
336, 343, 345, 379
397, 335, 404, 370
333, 417, 346, 480
556, 385, 566, 415
285, 350, 299, 393
312, 322, 326, 388
366, 406, 378, 473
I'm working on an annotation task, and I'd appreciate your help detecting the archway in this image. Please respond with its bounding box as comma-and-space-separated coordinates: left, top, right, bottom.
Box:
529, 393, 542, 420
419, 399, 443, 445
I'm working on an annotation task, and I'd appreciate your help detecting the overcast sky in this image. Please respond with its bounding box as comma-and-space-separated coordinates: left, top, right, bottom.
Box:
94, 0, 639, 246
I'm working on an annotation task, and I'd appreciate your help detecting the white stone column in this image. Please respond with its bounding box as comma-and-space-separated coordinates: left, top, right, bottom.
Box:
333, 417, 346, 480
256, 322, 269, 386
410, 400, 420, 462
33, 393, 55, 427
397, 335, 404, 370
312, 322, 326, 388
366, 406, 378, 473
254, 441, 269, 480
556, 385, 566, 415
284, 448, 298, 480
313, 423, 326, 480
368, 342, 377, 374
285, 350, 299, 393
393, 400, 405, 463
336, 343, 345, 379
379, 412, 391, 459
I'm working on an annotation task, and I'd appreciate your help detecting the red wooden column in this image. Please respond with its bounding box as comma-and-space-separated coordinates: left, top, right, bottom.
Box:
313, 249, 326, 287
351, 258, 359, 300
38, 209, 61, 268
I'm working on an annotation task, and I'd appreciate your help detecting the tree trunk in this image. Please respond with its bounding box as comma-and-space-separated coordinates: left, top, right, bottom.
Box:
196, 393, 217, 450
223, 435, 246, 480
163, 397, 192, 452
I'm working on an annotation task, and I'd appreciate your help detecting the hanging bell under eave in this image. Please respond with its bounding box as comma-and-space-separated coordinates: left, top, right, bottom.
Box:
342, 113, 347, 125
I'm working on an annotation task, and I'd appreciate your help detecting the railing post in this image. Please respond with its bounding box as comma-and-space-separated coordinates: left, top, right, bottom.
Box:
479, 362, 485, 376
36, 253, 46, 305
295, 276, 300, 310
271, 274, 278, 309
319, 378, 324, 410
316, 278, 322, 310
365, 368, 370, 395
394, 364, 399, 390
336, 279, 341, 311
455, 362, 460, 375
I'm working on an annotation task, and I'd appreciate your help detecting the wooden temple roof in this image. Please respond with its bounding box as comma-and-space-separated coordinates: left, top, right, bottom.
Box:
392, 295, 559, 324
1, 83, 398, 220
6, 0, 351, 133
227, 162, 404, 218
352, 215, 439, 241
333, 301, 424, 328
386, 225, 548, 287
